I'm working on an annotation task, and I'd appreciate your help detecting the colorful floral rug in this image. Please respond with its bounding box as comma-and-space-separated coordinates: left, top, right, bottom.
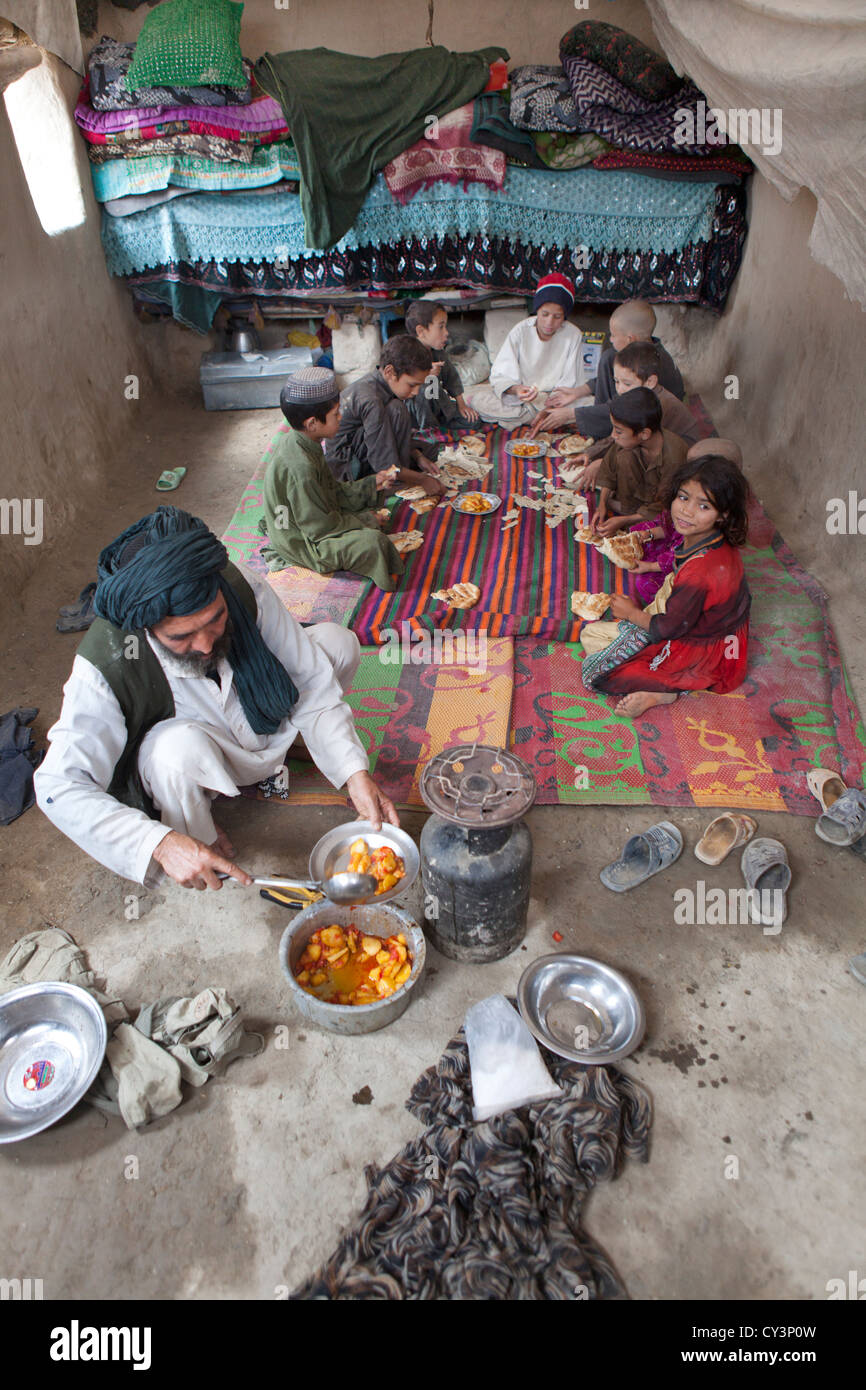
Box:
245, 637, 514, 809
511, 500, 866, 811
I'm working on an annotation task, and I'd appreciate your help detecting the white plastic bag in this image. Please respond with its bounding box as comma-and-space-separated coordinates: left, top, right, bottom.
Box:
464, 994, 562, 1122
450, 339, 491, 391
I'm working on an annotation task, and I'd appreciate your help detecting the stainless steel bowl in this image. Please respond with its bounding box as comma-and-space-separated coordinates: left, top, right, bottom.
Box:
0, 983, 108, 1143
517, 954, 645, 1065
279, 901, 426, 1035
309, 821, 419, 907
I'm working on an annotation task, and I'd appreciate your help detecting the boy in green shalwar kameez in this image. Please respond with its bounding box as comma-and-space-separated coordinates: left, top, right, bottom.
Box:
260, 366, 403, 591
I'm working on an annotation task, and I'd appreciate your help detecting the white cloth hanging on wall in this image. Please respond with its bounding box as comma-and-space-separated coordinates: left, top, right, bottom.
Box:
2, 0, 83, 75
645, 0, 866, 308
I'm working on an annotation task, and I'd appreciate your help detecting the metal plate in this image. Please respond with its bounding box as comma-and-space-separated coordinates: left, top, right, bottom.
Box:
517, 954, 645, 1065
504, 439, 548, 459
450, 492, 501, 516
419, 743, 536, 826
308, 821, 420, 906
0, 983, 108, 1143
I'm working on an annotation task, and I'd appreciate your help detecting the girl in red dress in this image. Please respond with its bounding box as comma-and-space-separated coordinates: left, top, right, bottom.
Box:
592, 455, 751, 719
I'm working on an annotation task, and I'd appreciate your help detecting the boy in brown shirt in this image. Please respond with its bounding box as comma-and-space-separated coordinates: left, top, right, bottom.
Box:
562, 340, 700, 488
593, 387, 687, 536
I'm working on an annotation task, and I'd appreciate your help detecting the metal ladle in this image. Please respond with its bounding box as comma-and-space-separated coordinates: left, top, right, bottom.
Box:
217, 870, 378, 904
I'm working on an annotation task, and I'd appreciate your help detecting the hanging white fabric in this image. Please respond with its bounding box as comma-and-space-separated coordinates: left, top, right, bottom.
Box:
645, 0, 866, 308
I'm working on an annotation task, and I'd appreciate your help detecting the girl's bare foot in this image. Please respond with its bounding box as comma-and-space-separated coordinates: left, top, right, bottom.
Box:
211, 826, 236, 859
614, 691, 678, 718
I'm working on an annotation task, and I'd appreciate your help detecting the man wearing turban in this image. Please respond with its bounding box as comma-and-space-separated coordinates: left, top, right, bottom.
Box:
35, 507, 398, 890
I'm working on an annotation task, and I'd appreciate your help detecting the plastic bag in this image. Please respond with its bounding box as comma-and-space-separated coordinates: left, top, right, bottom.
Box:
464, 994, 562, 1122
450, 339, 491, 392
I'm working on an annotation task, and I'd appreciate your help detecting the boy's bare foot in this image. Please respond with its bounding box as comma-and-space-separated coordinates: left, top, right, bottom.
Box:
211, 826, 236, 859
613, 691, 678, 718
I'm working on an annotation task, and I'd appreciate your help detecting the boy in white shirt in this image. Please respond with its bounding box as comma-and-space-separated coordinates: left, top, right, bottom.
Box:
465, 273, 583, 427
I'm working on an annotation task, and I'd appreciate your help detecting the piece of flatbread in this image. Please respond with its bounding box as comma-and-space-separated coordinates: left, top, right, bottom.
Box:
395, 485, 428, 502
410, 495, 438, 514
574, 522, 599, 544
459, 434, 487, 456
571, 590, 610, 621
559, 463, 587, 490
558, 433, 592, 456
390, 530, 424, 554
430, 582, 481, 608
598, 532, 644, 571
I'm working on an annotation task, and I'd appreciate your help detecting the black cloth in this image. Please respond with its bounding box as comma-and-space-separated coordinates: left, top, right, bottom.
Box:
0, 708, 43, 826
290, 1017, 652, 1300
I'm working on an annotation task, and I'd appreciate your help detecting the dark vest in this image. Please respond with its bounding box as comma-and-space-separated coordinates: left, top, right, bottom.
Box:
76, 563, 257, 819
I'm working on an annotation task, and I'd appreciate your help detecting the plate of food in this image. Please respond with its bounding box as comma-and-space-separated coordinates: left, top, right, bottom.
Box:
309, 821, 419, 908
451, 492, 501, 516
505, 439, 548, 459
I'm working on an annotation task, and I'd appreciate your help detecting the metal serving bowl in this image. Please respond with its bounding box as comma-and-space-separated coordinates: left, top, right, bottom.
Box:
0, 983, 108, 1143
309, 820, 419, 907
517, 954, 645, 1065
450, 492, 502, 516
279, 901, 426, 1035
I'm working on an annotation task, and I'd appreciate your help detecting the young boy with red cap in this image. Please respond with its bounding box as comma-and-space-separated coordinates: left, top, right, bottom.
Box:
464, 273, 583, 426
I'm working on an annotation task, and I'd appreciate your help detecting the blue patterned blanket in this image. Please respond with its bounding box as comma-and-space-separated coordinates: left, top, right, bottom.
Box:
102, 165, 719, 277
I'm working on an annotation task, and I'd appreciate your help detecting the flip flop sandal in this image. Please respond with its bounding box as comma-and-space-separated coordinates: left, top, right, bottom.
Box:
807, 767, 847, 811
155, 467, 187, 491
600, 820, 683, 892
58, 581, 97, 618
56, 581, 97, 633
741, 838, 791, 928
694, 813, 757, 866
815, 787, 866, 847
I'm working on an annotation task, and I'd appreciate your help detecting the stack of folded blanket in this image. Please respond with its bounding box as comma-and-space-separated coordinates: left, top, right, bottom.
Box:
75, 0, 298, 216
470, 20, 752, 183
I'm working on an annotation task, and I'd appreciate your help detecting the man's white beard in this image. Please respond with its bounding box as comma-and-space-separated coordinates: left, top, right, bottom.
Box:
150, 625, 233, 678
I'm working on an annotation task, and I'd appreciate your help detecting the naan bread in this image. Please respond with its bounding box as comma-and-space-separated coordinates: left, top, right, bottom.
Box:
390, 530, 424, 554
459, 434, 487, 455
570, 590, 610, 621
430, 582, 481, 608
598, 532, 644, 570
395, 485, 428, 501
409, 495, 438, 514
574, 522, 599, 544
558, 433, 591, 456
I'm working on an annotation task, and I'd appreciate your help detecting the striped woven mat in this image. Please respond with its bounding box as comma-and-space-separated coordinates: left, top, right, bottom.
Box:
222, 408, 865, 813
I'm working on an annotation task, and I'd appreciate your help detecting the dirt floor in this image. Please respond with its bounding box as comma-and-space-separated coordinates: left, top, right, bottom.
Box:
1, 395, 863, 1302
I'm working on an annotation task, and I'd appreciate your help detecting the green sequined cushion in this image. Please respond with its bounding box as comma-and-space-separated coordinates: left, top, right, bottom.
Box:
126, 0, 245, 93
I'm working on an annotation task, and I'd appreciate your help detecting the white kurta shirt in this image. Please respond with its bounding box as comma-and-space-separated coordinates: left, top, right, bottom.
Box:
489, 318, 584, 399
34, 567, 368, 884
